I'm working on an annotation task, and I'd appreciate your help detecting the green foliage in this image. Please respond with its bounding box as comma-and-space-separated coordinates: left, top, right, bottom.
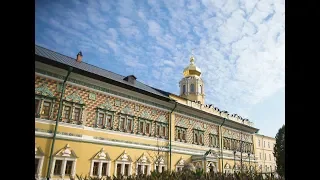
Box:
274, 124, 285, 178
76, 170, 284, 180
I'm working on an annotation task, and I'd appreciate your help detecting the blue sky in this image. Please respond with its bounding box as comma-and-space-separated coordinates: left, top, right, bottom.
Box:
35, 0, 285, 137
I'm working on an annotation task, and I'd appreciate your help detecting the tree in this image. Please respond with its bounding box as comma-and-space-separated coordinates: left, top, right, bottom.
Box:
273, 124, 285, 178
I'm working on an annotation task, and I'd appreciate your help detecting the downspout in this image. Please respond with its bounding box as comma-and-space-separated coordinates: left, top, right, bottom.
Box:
219, 118, 226, 175
169, 100, 178, 172
46, 67, 73, 180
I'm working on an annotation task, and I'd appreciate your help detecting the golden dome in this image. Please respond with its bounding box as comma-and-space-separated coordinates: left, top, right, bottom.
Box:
183, 55, 201, 77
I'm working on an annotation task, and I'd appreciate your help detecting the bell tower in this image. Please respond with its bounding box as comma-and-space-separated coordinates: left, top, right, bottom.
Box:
179, 52, 205, 104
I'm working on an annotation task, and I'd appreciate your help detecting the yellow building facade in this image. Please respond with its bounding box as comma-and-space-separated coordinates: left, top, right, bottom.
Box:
254, 134, 277, 173
35, 45, 262, 180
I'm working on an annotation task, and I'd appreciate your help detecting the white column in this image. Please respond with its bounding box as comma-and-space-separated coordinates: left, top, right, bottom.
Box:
71, 159, 77, 178
50, 159, 56, 177
61, 159, 67, 178
90, 161, 94, 176
129, 163, 132, 176
98, 162, 103, 178
142, 165, 145, 174
38, 157, 44, 179
107, 161, 111, 176
147, 165, 151, 175
114, 163, 117, 177
121, 163, 125, 175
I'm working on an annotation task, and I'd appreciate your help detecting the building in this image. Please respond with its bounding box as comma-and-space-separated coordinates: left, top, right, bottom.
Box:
254, 134, 277, 173
35, 44, 266, 180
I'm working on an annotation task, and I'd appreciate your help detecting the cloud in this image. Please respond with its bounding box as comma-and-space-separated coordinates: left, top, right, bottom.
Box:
35, 0, 285, 123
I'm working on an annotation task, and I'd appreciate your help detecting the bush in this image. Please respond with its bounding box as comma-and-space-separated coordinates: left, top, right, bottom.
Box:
75, 170, 284, 180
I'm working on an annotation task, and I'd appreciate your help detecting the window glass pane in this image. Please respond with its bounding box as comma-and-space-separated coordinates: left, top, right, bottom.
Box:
35, 158, 39, 174
102, 163, 107, 176
93, 162, 99, 176
64, 106, 71, 119
127, 119, 132, 131
65, 161, 73, 175
98, 113, 104, 125
124, 164, 129, 176
146, 123, 150, 134
35, 99, 40, 115
54, 160, 62, 175
107, 115, 112, 127
42, 101, 51, 117
74, 108, 81, 121
140, 121, 144, 133
117, 164, 121, 176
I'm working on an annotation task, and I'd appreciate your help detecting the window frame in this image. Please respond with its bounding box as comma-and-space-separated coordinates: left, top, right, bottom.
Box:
35, 96, 55, 120
50, 157, 77, 179
155, 121, 168, 139
175, 126, 187, 142
193, 129, 204, 145
61, 101, 85, 125
35, 155, 44, 179
90, 160, 111, 178
209, 134, 219, 148
190, 84, 195, 93
118, 114, 134, 133
95, 108, 115, 130
138, 118, 152, 136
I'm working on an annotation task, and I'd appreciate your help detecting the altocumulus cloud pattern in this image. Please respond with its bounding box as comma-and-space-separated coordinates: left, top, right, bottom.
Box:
35, 0, 285, 130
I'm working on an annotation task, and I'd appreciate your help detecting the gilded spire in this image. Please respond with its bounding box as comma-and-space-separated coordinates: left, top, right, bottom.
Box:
190, 48, 195, 64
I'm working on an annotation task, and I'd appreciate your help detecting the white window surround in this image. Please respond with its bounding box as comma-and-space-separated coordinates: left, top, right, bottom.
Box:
95, 109, 114, 129
90, 160, 111, 177
175, 157, 185, 172
50, 144, 77, 179
35, 96, 55, 120
154, 156, 167, 173
51, 157, 77, 178
135, 153, 151, 175
114, 150, 133, 177
35, 143, 45, 180
90, 148, 111, 177
118, 114, 134, 133
61, 101, 84, 124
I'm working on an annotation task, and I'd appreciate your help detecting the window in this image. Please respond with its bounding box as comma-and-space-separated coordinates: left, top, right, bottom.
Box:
199, 85, 202, 94
35, 99, 40, 116
139, 121, 144, 133
182, 131, 186, 140
264, 153, 266, 160
54, 160, 62, 175
50, 144, 77, 178
65, 161, 73, 175
137, 165, 142, 174
193, 130, 204, 145
117, 164, 121, 177
62, 101, 84, 124
175, 127, 187, 142
269, 154, 271, 161
162, 166, 165, 172
264, 141, 265, 147
74, 108, 81, 121
156, 165, 159, 172
42, 101, 51, 118
102, 163, 108, 176
64, 106, 71, 119
98, 113, 104, 126
146, 123, 150, 134
154, 156, 166, 173
258, 140, 260, 147
106, 115, 112, 128
259, 153, 261, 160
190, 84, 195, 92
127, 118, 132, 131
35, 159, 39, 175
124, 164, 129, 176
209, 134, 219, 148
93, 162, 99, 176
178, 130, 181, 139
35, 145, 45, 179
120, 117, 125, 130
183, 85, 186, 94
268, 142, 270, 148
162, 126, 166, 136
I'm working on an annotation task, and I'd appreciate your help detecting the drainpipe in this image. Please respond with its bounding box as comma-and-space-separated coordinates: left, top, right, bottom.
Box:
46, 67, 73, 180
219, 118, 226, 175
169, 100, 177, 172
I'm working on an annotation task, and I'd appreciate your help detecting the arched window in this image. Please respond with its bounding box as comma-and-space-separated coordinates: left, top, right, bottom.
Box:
190, 84, 195, 92
183, 85, 186, 94
199, 85, 202, 94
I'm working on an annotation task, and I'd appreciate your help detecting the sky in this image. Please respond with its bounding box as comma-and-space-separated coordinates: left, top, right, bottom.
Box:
35, 0, 285, 138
